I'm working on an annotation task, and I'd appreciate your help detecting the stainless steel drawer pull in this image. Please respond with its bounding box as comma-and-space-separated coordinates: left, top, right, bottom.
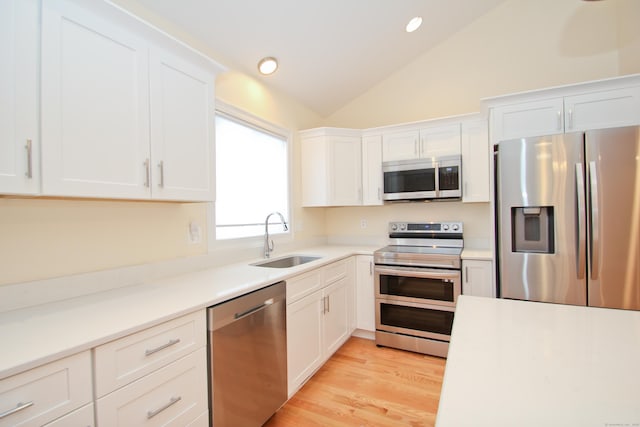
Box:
0, 401, 34, 419
146, 396, 181, 419
158, 160, 165, 187
145, 338, 181, 356
25, 140, 33, 178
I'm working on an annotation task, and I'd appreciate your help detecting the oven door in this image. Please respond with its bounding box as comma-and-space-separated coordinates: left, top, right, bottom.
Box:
375, 299, 454, 342
375, 265, 461, 307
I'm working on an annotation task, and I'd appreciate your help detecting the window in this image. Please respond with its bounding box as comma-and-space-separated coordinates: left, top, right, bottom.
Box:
215, 107, 290, 240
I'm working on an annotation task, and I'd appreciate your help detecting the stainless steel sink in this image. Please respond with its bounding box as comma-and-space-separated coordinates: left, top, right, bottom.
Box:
251, 255, 321, 268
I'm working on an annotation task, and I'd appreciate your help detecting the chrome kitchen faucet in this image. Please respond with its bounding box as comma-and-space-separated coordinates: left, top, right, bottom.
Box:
264, 212, 288, 258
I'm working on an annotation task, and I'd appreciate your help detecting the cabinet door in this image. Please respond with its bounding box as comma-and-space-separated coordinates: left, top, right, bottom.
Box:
41, 0, 151, 199
330, 136, 362, 206
564, 87, 640, 132
286, 289, 324, 396
382, 129, 419, 161
355, 255, 375, 332
0, 351, 92, 427
461, 119, 490, 203
420, 124, 461, 157
361, 135, 383, 206
0, 0, 39, 195
462, 259, 494, 297
323, 277, 350, 357
491, 98, 563, 143
149, 48, 215, 201
300, 135, 328, 207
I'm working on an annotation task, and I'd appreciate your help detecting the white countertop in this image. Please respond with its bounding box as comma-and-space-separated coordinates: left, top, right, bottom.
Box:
0, 245, 374, 380
436, 296, 640, 427
460, 248, 492, 260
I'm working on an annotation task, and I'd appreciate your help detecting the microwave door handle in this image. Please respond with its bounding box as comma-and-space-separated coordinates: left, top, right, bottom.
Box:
434, 162, 440, 197
575, 164, 586, 280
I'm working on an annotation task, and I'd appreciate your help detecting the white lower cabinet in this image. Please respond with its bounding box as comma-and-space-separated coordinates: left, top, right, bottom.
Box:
94, 310, 208, 426
355, 255, 375, 333
0, 351, 92, 427
286, 257, 355, 396
462, 259, 494, 298
96, 348, 208, 427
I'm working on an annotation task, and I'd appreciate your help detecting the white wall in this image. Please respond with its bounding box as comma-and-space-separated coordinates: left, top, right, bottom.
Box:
0, 1, 324, 287
321, 0, 634, 248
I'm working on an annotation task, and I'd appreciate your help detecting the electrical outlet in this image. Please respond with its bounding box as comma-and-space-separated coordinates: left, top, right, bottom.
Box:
188, 221, 202, 244
360, 219, 367, 229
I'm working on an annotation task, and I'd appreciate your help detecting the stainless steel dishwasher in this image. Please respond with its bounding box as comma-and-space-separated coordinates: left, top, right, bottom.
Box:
207, 281, 287, 426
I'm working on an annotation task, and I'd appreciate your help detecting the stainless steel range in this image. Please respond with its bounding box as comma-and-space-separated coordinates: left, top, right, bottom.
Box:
374, 221, 463, 358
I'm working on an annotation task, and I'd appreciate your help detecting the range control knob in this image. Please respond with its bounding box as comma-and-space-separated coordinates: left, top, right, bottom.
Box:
442, 224, 450, 231
452, 224, 459, 231
391, 223, 398, 231
399, 223, 407, 231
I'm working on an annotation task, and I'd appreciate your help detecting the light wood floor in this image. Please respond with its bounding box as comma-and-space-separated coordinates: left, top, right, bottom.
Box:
265, 337, 446, 427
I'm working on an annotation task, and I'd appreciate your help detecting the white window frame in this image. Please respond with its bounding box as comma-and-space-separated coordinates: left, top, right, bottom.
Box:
207, 100, 293, 252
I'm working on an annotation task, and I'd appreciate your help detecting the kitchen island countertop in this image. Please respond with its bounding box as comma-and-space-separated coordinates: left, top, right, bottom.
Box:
437, 295, 640, 426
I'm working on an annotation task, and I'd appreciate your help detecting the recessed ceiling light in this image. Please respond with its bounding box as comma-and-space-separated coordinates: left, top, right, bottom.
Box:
406, 16, 422, 33
258, 57, 278, 75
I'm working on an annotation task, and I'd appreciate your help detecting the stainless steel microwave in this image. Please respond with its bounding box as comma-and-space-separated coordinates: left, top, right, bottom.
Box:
382, 155, 461, 201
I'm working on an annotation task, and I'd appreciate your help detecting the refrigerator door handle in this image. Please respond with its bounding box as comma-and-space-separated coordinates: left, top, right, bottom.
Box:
589, 161, 600, 280
575, 164, 586, 280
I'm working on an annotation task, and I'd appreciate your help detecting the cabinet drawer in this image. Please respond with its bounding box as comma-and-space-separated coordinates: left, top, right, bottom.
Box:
324, 259, 348, 285
43, 403, 94, 427
0, 351, 92, 427
96, 347, 208, 427
94, 310, 206, 397
286, 269, 322, 304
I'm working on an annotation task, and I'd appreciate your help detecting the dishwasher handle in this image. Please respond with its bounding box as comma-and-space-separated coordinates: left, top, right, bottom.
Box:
234, 298, 274, 320
208, 281, 286, 331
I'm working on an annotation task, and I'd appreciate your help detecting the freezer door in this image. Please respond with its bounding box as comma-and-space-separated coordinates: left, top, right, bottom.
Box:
586, 126, 640, 310
497, 133, 587, 305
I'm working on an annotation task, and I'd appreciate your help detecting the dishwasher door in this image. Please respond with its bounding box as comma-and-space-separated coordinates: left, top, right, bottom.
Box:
207, 281, 287, 427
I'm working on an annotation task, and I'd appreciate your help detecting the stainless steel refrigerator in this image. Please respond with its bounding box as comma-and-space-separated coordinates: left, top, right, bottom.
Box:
496, 126, 640, 310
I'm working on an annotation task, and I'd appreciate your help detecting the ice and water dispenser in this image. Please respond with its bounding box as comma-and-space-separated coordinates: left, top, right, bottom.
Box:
511, 206, 555, 254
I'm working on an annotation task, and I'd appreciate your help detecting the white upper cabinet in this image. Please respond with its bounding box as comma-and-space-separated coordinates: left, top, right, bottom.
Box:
149, 48, 215, 201
420, 123, 461, 157
461, 118, 490, 203
488, 76, 640, 144
37, 0, 222, 201
301, 128, 362, 207
41, 0, 151, 199
490, 98, 564, 143
0, 0, 40, 195
564, 87, 640, 132
381, 130, 419, 161
361, 134, 383, 206
382, 123, 461, 162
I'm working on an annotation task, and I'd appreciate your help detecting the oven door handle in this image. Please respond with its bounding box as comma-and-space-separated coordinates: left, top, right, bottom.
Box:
375, 265, 460, 280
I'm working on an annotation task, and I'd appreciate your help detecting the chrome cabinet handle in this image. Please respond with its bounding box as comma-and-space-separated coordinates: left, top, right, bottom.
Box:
575, 164, 586, 279
369, 261, 373, 276
465, 266, 469, 283
568, 108, 574, 129
158, 160, 165, 187
25, 140, 33, 178
144, 159, 151, 187
145, 338, 181, 356
0, 401, 34, 419
557, 110, 562, 130
147, 396, 181, 419
377, 187, 381, 201
589, 161, 600, 280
